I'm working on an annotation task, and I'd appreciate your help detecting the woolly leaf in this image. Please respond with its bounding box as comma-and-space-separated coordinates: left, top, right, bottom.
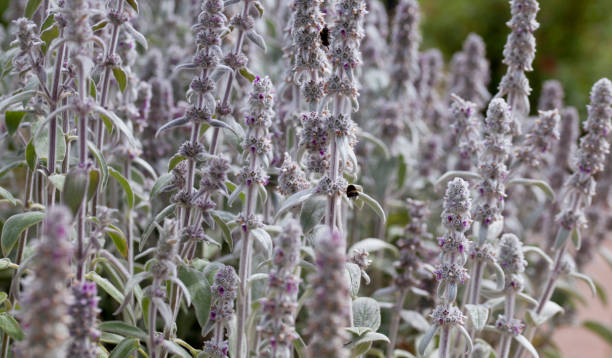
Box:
352, 297, 381, 331
1, 211, 45, 256
349, 238, 398, 257
464, 304, 489, 331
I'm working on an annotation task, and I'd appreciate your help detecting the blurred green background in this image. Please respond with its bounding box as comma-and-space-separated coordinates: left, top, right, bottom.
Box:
383, 0, 612, 116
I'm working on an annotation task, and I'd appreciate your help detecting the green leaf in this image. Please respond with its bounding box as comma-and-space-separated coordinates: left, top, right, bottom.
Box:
99, 321, 147, 341
140, 204, 176, 250
40, 24, 60, 53
239, 67, 256, 82
349, 238, 398, 257
464, 304, 489, 331
292, 335, 307, 358
0, 186, 17, 206
0, 258, 18, 271
95, 106, 137, 147
393, 349, 416, 358
1, 211, 45, 256
41, 14, 55, 30
25, 0, 43, 18
526, 301, 564, 327
514, 334, 539, 358
87, 142, 108, 189
571, 227, 581, 250
275, 187, 317, 219
507, 178, 555, 200
86, 272, 125, 305
163, 340, 191, 358
150, 172, 172, 199
179, 266, 212, 333
168, 154, 186, 171
359, 131, 390, 159
109, 167, 134, 209
352, 297, 381, 331
63, 166, 88, 215
397, 154, 407, 190
0, 90, 37, 113
25, 140, 37, 170
357, 192, 387, 224
126, 0, 139, 12
347, 331, 389, 355
107, 225, 128, 258
5, 110, 26, 135
0, 160, 27, 179
299, 196, 326, 234
583, 321, 612, 345
112, 67, 127, 93
0, 312, 24, 341
87, 169, 100, 200
108, 337, 139, 358
32, 120, 66, 163
0, 292, 7, 305
211, 210, 233, 252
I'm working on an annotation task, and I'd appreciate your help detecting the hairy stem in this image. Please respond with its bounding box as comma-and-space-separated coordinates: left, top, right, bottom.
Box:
386, 289, 407, 358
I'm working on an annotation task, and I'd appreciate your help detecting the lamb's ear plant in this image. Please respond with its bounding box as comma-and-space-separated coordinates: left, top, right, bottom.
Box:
514, 77, 612, 358
419, 178, 474, 358
2, 0, 612, 357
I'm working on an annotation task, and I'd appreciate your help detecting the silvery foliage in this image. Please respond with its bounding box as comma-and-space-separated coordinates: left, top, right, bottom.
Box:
1, 0, 611, 358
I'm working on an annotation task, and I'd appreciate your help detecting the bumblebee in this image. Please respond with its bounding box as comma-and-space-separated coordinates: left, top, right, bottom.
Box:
320, 26, 330, 47
346, 184, 359, 199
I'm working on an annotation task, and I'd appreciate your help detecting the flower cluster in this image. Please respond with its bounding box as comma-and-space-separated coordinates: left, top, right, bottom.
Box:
516, 109, 560, 169
449, 33, 491, 110
497, 234, 527, 275
16, 207, 73, 358
395, 199, 434, 290
257, 220, 302, 356
299, 111, 329, 173
497, 0, 540, 126
564, 78, 612, 207
203, 265, 238, 358
67, 281, 100, 358
473, 99, 513, 227
538, 80, 565, 111
449, 95, 481, 169
10, 18, 42, 75
417, 49, 446, 127
241, 75, 275, 173
306, 231, 351, 358
210, 265, 239, 326
289, 0, 329, 104
278, 153, 310, 195
430, 304, 466, 327
390, 0, 421, 98
495, 316, 525, 336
